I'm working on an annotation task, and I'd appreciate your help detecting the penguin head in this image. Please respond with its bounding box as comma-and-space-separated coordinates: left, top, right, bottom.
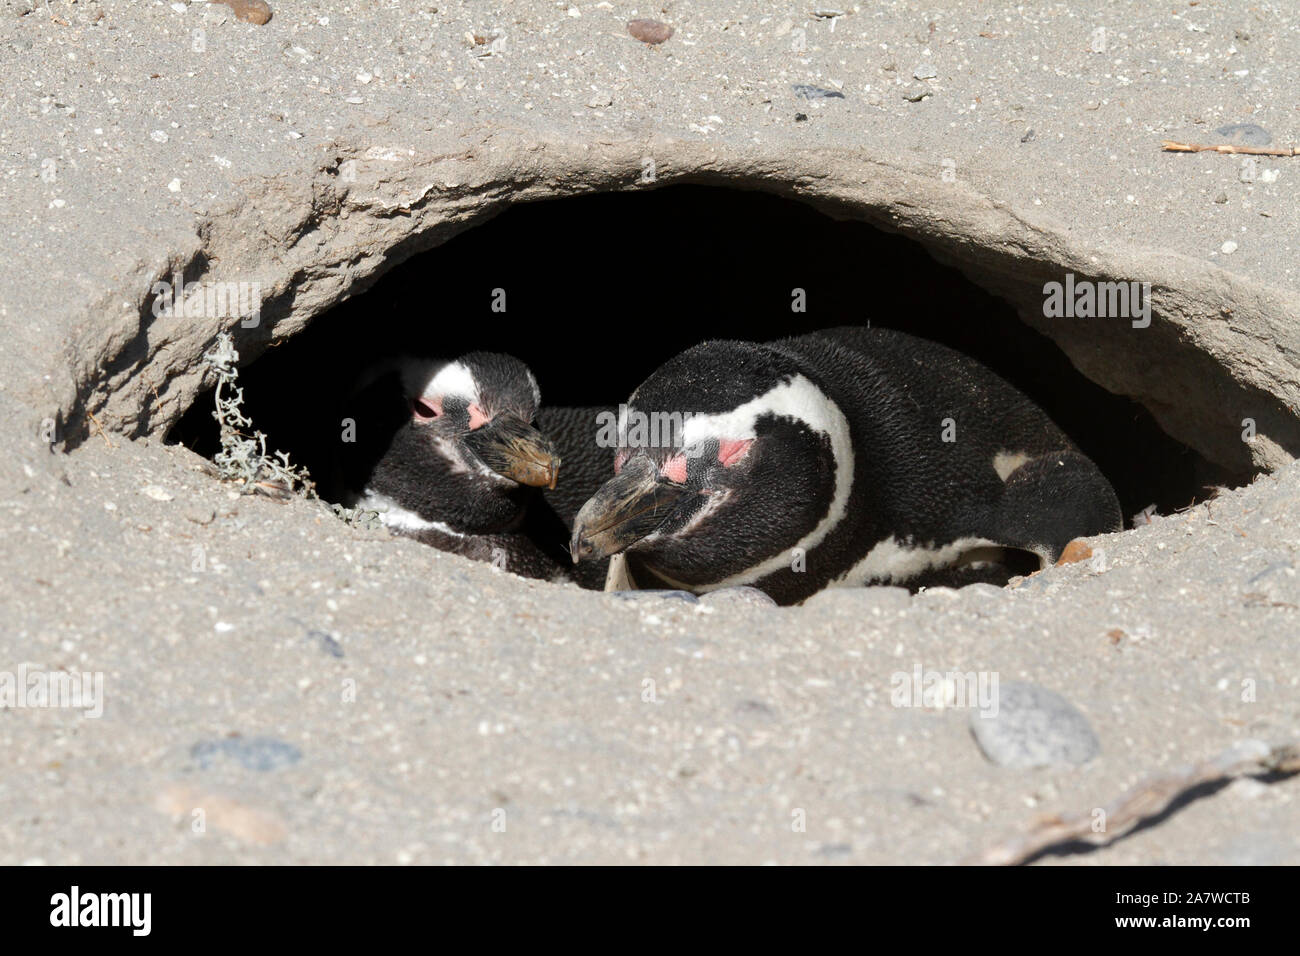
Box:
341, 352, 560, 535
570, 341, 843, 590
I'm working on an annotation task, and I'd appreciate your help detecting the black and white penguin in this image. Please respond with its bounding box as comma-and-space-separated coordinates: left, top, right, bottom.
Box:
335, 352, 569, 580
569, 327, 1122, 605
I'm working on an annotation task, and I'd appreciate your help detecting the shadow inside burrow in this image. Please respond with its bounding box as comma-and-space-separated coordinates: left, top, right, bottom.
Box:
167, 184, 1242, 551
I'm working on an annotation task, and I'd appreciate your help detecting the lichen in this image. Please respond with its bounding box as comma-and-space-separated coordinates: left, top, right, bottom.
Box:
203, 332, 315, 498
202, 332, 381, 530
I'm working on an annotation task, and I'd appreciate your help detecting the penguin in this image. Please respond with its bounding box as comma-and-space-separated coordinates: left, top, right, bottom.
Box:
568, 326, 1122, 605
335, 352, 570, 580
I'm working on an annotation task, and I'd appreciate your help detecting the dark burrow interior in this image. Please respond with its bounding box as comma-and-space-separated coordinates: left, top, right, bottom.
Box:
169, 184, 1240, 553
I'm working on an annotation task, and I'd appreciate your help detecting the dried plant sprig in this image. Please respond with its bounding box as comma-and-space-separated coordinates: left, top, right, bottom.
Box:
203, 333, 315, 499
329, 501, 383, 530
964, 739, 1300, 865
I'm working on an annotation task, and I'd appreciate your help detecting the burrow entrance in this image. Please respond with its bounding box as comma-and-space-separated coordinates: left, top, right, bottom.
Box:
169, 184, 1244, 536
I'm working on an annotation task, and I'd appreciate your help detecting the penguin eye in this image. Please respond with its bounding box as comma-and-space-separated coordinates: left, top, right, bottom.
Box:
412, 398, 441, 421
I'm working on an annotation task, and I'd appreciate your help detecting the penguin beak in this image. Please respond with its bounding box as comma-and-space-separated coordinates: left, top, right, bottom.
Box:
570, 457, 688, 563
462, 413, 561, 489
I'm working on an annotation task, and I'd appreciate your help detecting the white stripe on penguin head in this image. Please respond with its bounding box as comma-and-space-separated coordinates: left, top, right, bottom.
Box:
409, 360, 479, 404
680, 373, 854, 590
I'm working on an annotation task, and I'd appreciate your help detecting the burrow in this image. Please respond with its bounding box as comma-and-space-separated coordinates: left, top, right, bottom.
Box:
60, 161, 1300, 580
173, 183, 1257, 510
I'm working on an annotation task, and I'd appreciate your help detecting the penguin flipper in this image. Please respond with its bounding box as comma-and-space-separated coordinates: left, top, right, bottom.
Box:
402, 524, 572, 582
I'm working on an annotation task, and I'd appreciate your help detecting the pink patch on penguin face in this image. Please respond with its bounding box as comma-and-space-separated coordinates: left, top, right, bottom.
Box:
613, 448, 631, 475
467, 403, 491, 430
717, 438, 754, 467
660, 453, 688, 484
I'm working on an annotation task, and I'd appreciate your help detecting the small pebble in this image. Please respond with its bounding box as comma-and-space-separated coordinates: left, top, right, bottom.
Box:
1020, 128, 1036, 143
734, 699, 777, 718
305, 629, 344, 658
1214, 192, 1229, 204
1216, 123, 1271, 146
157, 784, 285, 845
1054, 540, 1093, 566
610, 589, 698, 604
1221, 240, 1238, 254
183, 505, 216, 525
792, 84, 845, 100
913, 65, 937, 80
140, 485, 174, 502
214, 0, 272, 24
191, 736, 302, 772
627, 19, 673, 45
969, 681, 1100, 769
814, 842, 853, 857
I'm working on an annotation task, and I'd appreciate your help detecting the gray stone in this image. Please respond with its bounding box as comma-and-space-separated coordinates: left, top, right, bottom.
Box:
1216, 123, 1272, 146
969, 681, 1100, 768
610, 589, 698, 603
191, 737, 303, 772
305, 628, 345, 658
792, 84, 846, 100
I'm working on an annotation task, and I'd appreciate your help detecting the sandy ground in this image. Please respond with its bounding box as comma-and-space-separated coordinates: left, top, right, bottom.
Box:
0, 1, 1297, 864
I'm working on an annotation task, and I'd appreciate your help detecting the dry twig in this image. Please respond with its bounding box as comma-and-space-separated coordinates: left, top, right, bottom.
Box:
1161, 140, 1299, 157
964, 739, 1300, 866
85, 409, 114, 450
